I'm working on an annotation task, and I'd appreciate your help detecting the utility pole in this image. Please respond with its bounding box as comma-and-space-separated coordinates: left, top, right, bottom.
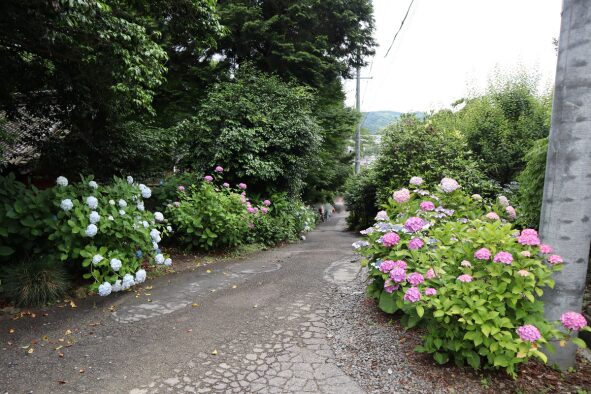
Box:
540, 0, 591, 370
354, 65, 361, 174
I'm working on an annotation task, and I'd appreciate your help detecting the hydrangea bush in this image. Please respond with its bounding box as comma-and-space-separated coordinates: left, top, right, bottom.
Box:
354, 177, 590, 376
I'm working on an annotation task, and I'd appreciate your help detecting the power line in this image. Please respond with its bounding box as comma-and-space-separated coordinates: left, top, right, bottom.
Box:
384, 0, 415, 58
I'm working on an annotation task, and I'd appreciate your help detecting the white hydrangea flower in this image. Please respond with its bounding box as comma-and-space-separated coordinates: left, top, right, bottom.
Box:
86, 196, 99, 209
108, 215, 114, 221
166, 225, 173, 232
150, 229, 161, 243
89, 211, 100, 224
136, 201, 145, 212
409, 176, 424, 186
375, 210, 389, 222
122, 274, 135, 290
56, 176, 68, 187
92, 254, 104, 265
109, 199, 115, 206
111, 280, 122, 292
127, 176, 134, 184
118, 199, 127, 208
98, 282, 112, 296
152, 241, 159, 250
155, 254, 165, 265
142, 221, 149, 228
89, 181, 98, 189
85, 224, 98, 237
110, 258, 122, 272
164, 258, 172, 267
135, 269, 147, 284
119, 209, 126, 216
154, 212, 164, 222
498, 195, 510, 207
60, 199, 73, 211
139, 184, 151, 199
440, 177, 460, 193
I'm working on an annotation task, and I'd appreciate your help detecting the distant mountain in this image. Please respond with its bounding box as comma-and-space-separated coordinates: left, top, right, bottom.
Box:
361, 111, 402, 134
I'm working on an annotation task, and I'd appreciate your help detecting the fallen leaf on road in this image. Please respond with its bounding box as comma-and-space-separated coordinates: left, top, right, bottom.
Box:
27, 347, 34, 354
108, 305, 116, 312
187, 329, 192, 332
145, 293, 151, 296
206, 269, 212, 273
69, 301, 77, 308
54, 346, 63, 350
147, 299, 152, 302
253, 304, 258, 308
58, 352, 64, 358
88, 322, 100, 327
191, 303, 199, 308
41, 335, 49, 341
79, 369, 84, 373
57, 380, 67, 384
9, 328, 15, 334
145, 286, 153, 290
58, 338, 65, 342
211, 349, 218, 355
64, 329, 72, 335
232, 285, 237, 289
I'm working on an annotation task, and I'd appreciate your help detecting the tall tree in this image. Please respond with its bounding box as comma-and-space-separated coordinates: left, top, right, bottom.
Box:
540, 0, 591, 370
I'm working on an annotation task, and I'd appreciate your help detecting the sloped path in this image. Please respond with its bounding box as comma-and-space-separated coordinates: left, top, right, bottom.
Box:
0, 213, 365, 393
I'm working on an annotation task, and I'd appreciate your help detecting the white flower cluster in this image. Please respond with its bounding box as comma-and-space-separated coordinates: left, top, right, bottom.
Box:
118, 199, 127, 208
127, 176, 134, 184
139, 184, 151, 199
440, 177, 460, 193
135, 269, 147, 284
122, 274, 135, 290
498, 195, 510, 207
155, 253, 165, 264
85, 224, 98, 237
89, 181, 98, 189
150, 229, 161, 243
154, 212, 164, 222
119, 209, 126, 216
164, 257, 172, 266
98, 282, 112, 296
92, 254, 104, 265
137, 201, 145, 212
89, 211, 100, 224
60, 199, 73, 211
87, 196, 99, 210
56, 176, 68, 187
110, 258, 122, 271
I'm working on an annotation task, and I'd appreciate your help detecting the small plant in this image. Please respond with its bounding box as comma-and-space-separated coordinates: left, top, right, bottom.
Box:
0, 257, 69, 307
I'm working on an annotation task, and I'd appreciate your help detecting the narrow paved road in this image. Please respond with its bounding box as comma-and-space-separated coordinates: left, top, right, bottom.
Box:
1, 212, 363, 393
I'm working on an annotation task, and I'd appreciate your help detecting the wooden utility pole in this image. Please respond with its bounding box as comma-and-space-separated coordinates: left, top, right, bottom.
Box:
354, 65, 361, 174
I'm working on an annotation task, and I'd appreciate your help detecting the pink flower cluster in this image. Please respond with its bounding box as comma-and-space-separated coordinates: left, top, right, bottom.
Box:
404, 217, 426, 233
238, 183, 247, 190
408, 238, 424, 250
204, 175, 213, 182
393, 188, 411, 203
517, 269, 530, 277
263, 200, 271, 207
426, 268, 436, 279
560, 311, 587, 331
390, 267, 407, 283
485, 212, 500, 221
516, 325, 541, 342
410, 176, 424, 186
420, 201, 435, 211
440, 177, 460, 193
506, 206, 516, 219
425, 287, 437, 296
460, 260, 472, 268
493, 251, 513, 265
498, 196, 510, 207
215, 166, 224, 173
407, 272, 424, 286
457, 274, 473, 283
548, 254, 563, 265
375, 210, 389, 221
518, 229, 540, 246
382, 232, 401, 247
474, 248, 491, 260
539, 244, 553, 254
178, 185, 185, 192
378, 260, 397, 273
403, 287, 421, 303
384, 279, 399, 293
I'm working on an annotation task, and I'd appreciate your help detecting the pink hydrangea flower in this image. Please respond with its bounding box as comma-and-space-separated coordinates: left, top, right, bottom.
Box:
379, 260, 397, 273
425, 287, 437, 296
204, 175, 213, 182
223, 182, 230, 188
474, 248, 491, 260
382, 232, 401, 247
384, 279, 399, 293
410, 176, 424, 186
493, 251, 513, 265
263, 200, 271, 206
407, 272, 425, 286
404, 217, 426, 233
408, 238, 424, 250
393, 260, 407, 270
498, 196, 510, 207
548, 255, 564, 265
389, 267, 407, 283
440, 177, 460, 193
393, 188, 411, 203
518, 229, 541, 246
425, 268, 436, 279
238, 183, 247, 190
485, 212, 500, 221
520, 251, 531, 257
375, 210, 389, 221
247, 207, 256, 214
506, 206, 516, 219
540, 244, 553, 254
457, 274, 473, 283
215, 166, 224, 173
261, 207, 269, 214
420, 201, 435, 211
516, 325, 541, 342
178, 185, 185, 192
403, 287, 421, 303
561, 311, 587, 331
517, 269, 530, 277
248, 223, 254, 229
460, 260, 472, 268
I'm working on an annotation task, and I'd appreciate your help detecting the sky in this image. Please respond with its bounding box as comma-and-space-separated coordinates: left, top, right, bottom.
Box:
344, 0, 563, 113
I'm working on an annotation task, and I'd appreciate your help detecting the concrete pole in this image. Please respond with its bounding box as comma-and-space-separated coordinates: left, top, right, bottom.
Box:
540, 0, 591, 370
354, 65, 361, 175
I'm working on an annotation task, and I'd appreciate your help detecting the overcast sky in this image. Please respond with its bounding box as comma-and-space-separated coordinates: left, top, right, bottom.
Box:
344, 0, 562, 113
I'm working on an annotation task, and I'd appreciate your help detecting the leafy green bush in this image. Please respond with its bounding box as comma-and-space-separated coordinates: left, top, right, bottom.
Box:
0, 257, 69, 307
516, 138, 548, 229
151, 172, 203, 211
355, 177, 588, 377
344, 168, 379, 231
166, 180, 249, 250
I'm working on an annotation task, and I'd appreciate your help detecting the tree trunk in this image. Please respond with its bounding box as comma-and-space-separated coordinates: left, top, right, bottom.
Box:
540, 0, 591, 370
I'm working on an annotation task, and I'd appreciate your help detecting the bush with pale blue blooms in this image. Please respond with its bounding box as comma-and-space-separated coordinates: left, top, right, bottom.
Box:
85, 224, 98, 237
89, 211, 100, 224
98, 282, 112, 296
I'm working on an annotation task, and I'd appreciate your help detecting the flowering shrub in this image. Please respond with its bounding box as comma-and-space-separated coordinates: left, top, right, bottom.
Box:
355, 177, 590, 377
